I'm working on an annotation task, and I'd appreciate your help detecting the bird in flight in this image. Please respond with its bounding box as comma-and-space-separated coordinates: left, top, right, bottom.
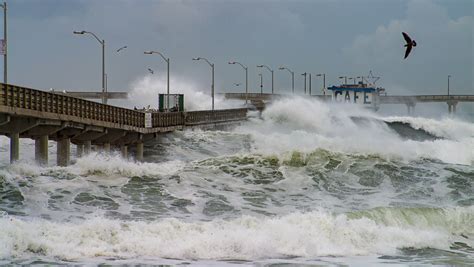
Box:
402, 32, 416, 59
147, 68, 154, 74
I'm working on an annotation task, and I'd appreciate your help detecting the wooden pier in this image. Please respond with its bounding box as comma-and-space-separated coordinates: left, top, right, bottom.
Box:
0, 83, 248, 166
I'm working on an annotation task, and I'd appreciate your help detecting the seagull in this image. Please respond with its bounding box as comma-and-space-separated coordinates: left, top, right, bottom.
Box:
147, 68, 154, 74
402, 32, 417, 59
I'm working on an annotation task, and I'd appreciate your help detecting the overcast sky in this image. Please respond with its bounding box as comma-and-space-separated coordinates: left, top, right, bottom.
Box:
7, 0, 474, 101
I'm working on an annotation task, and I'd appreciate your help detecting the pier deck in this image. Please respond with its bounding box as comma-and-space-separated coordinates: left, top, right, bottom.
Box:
0, 83, 248, 165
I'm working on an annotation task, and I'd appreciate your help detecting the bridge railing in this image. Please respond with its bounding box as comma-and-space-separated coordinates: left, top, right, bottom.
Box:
0, 83, 145, 127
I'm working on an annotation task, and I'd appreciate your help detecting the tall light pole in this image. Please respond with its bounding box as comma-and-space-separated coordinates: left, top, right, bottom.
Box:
309, 74, 312, 95
316, 73, 326, 95
145, 51, 170, 110
279, 66, 294, 94
0, 2, 6, 85
73, 30, 107, 104
193, 57, 215, 110
229, 61, 248, 104
301, 72, 307, 94
258, 73, 263, 94
339, 76, 347, 84
448, 75, 451, 96
257, 64, 274, 94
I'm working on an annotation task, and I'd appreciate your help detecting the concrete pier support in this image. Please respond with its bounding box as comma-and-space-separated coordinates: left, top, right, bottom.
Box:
406, 104, 415, 115
103, 143, 111, 153
448, 101, 458, 115
121, 145, 128, 158
136, 142, 144, 162
76, 144, 84, 158
35, 135, 48, 165
10, 132, 19, 163
57, 138, 70, 166
84, 140, 92, 155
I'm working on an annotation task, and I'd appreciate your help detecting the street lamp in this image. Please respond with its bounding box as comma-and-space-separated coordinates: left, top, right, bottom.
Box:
301, 72, 307, 94
258, 73, 263, 94
339, 76, 347, 84
193, 57, 215, 110
116, 45, 127, 53
448, 75, 451, 96
229, 61, 248, 104
257, 64, 274, 94
316, 73, 326, 95
279, 66, 294, 94
348, 77, 355, 84
144, 50, 170, 110
73, 30, 107, 104
356, 76, 363, 84
0, 2, 6, 85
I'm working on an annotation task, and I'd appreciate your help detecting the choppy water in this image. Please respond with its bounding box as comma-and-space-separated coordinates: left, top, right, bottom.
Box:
0, 97, 473, 266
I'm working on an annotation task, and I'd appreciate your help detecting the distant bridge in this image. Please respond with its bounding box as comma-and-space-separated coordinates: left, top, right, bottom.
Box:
221, 93, 474, 114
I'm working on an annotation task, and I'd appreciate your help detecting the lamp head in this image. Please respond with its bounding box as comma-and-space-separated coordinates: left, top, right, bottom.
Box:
316, 74, 322, 77
73, 31, 86, 34
338, 76, 345, 79
144, 51, 153, 54
257, 65, 263, 68
278, 67, 285, 70
228, 61, 236, 64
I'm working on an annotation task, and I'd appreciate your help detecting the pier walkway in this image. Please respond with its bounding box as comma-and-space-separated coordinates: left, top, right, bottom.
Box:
0, 83, 248, 166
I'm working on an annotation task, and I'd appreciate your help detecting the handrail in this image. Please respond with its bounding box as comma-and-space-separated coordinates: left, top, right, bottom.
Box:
0, 83, 145, 127
0, 83, 249, 130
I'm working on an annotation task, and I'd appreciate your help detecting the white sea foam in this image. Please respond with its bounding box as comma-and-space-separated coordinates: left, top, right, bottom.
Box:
237, 97, 474, 165
0, 207, 471, 261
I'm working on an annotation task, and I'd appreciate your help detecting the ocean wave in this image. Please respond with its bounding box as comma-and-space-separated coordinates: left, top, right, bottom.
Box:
0, 207, 471, 261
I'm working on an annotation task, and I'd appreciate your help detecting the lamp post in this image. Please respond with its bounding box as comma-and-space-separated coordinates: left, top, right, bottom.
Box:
144, 50, 170, 110
348, 77, 355, 84
258, 73, 263, 94
279, 66, 294, 94
193, 57, 215, 110
448, 75, 451, 96
301, 72, 307, 94
229, 61, 248, 104
316, 73, 326, 95
356, 76, 363, 84
257, 64, 274, 94
116, 45, 127, 53
73, 30, 107, 104
0, 2, 6, 85
339, 76, 347, 84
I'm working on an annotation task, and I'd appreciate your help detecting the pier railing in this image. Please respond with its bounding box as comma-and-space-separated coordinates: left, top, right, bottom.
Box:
0, 83, 145, 127
1, 83, 248, 130
185, 108, 248, 125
